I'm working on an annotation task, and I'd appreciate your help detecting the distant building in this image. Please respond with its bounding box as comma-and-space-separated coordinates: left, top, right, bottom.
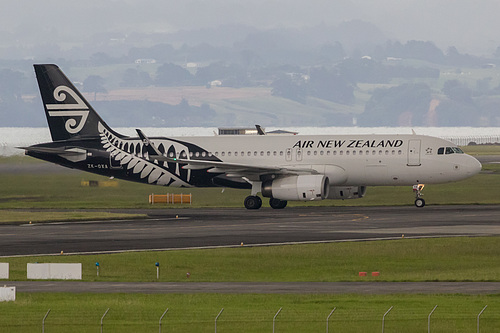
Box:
218, 128, 298, 135
134, 59, 157, 64
210, 80, 222, 87
218, 128, 260, 135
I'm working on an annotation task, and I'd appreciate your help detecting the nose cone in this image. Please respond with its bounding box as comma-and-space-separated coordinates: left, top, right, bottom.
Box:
466, 155, 482, 176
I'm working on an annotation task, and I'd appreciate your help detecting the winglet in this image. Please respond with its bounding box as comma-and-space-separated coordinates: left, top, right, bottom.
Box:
255, 125, 266, 135
136, 129, 163, 157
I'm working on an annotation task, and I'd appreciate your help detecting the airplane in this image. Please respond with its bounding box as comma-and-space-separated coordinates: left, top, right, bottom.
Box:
23, 64, 482, 210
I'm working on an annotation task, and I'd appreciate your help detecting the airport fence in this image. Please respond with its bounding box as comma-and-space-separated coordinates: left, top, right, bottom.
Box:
23, 304, 495, 333
443, 135, 500, 146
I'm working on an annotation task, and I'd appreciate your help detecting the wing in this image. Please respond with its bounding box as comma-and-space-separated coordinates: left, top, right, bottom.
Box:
136, 129, 317, 181
163, 156, 316, 176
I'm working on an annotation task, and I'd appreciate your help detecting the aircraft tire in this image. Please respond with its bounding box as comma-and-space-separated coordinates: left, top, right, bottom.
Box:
415, 198, 425, 208
269, 198, 287, 209
244, 195, 262, 210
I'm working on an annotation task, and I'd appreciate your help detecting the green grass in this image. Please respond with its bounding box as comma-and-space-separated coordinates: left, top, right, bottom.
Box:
462, 145, 500, 155
0, 211, 145, 223
3, 237, 500, 282
0, 293, 498, 332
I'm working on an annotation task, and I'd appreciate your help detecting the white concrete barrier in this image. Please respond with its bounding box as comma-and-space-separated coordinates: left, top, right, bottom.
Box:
0, 286, 15, 302
27, 263, 82, 280
0, 263, 8, 279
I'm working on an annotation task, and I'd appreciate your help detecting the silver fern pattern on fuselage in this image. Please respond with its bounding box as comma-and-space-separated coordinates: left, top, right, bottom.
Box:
98, 122, 192, 187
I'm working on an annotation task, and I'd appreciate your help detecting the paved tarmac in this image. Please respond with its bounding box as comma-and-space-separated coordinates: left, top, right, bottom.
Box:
9, 281, 500, 294
2, 205, 500, 295
1, 205, 499, 257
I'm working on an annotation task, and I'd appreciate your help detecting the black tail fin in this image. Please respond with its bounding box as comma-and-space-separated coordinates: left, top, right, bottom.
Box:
34, 64, 122, 142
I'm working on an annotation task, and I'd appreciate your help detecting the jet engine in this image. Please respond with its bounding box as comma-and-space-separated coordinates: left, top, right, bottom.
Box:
327, 186, 367, 200
262, 175, 329, 201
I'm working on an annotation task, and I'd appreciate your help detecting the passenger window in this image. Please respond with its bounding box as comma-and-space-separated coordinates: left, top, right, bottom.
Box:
221, 152, 225, 156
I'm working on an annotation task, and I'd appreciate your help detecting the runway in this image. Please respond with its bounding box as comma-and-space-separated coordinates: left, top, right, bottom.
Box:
1, 205, 499, 257
4, 205, 500, 295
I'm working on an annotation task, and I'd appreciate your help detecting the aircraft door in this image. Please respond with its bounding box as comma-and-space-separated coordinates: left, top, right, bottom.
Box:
109, 153, 122, 169
285, 148, 292, 162
407, 139, 421, 166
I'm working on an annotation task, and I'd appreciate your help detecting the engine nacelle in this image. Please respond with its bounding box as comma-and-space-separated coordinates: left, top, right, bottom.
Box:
262, 175, 329, 201
327, 186, 367, 200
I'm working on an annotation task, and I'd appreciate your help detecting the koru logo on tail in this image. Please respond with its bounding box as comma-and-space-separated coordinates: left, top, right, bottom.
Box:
46, 86, 89, 134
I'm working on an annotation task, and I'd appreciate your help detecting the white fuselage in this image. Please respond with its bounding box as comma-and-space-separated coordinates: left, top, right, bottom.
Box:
151, 133, 481, 187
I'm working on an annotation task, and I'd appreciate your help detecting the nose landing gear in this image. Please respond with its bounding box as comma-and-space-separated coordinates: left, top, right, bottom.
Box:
413, 184, 425, 207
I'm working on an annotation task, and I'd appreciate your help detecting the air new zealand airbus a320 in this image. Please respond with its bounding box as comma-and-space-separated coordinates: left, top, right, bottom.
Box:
23, 64, 482, 209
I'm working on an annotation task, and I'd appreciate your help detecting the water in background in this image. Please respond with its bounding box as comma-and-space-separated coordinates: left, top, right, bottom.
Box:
2, 126, 500, 156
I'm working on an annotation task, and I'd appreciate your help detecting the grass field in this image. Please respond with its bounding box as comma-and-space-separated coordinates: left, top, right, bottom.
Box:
2, 238, 500, 332
3, 237, 499, 282
1, 293, 498, 333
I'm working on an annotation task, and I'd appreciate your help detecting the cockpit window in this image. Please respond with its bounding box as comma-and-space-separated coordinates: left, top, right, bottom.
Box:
439, 147, 464, 155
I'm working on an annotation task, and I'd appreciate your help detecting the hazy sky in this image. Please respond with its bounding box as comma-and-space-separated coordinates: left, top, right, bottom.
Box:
1, 0, 499, 55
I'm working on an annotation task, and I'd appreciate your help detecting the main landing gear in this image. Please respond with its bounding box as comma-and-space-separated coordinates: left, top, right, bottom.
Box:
243, 196, 288, 210
243, 180, 288, 210
269, 197, 287, 209
244, 195, 262, 210
413, 184, 425, 208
